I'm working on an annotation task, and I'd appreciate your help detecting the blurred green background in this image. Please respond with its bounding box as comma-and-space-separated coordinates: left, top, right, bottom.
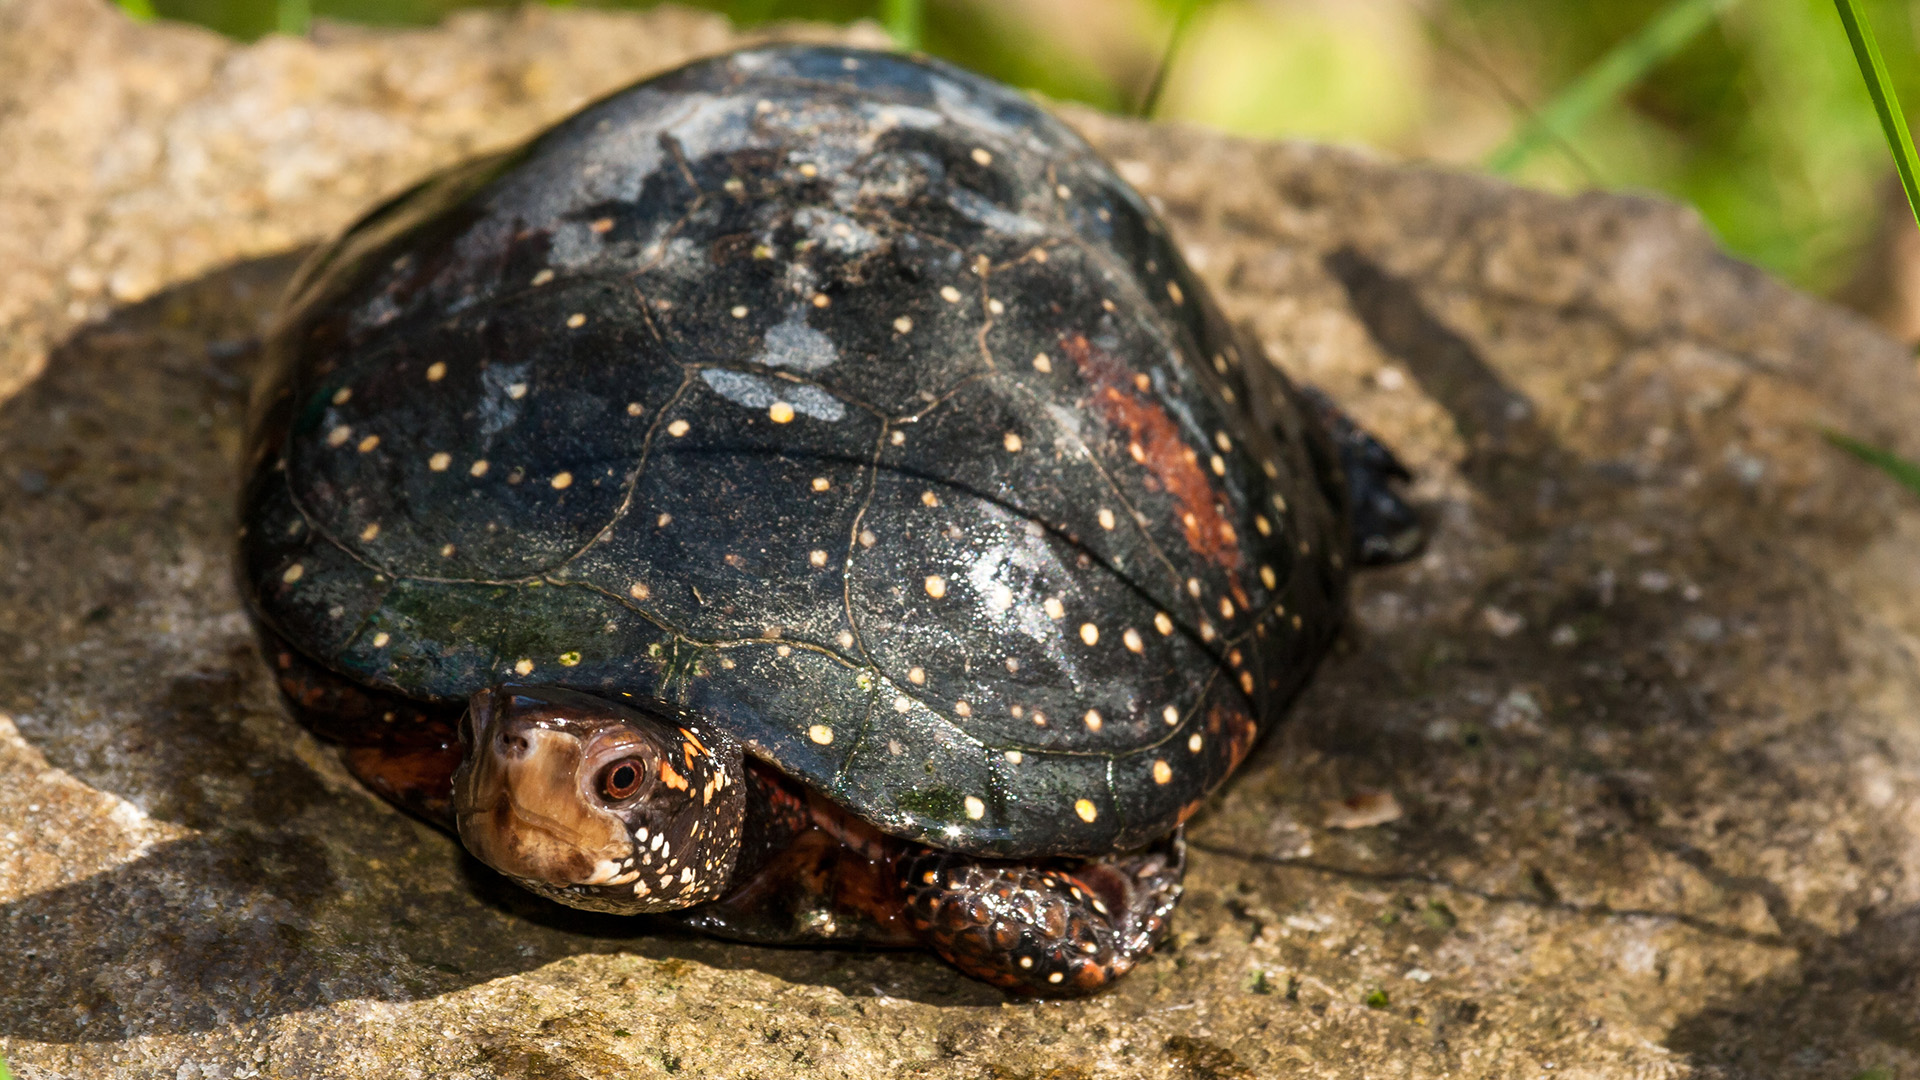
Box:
117, 0, 1920, 306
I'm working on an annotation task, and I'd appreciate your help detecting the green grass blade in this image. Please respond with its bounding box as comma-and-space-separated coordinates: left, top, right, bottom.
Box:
1136, 0, 1204, 118
882, 0, 923, 51
1835, 0, 1920, 230
1826, 429, 1920, 498
1487, 0, 1735, 174
114, 0, 156, 19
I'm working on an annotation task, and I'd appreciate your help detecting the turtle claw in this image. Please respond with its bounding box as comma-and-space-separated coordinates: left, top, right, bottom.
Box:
902, 831, 1186, 997
1299, 385, 1427, 566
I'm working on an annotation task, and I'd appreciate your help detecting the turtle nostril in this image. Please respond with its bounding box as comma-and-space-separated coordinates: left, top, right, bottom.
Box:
499, 732, 530, 757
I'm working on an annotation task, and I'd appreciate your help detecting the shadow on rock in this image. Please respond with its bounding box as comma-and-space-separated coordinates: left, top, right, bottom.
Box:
0, 253, 992, 1045
1666, 903, 1920, 1076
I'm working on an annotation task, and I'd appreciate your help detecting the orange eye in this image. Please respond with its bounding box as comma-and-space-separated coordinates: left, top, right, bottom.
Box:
599, 758, 644, 801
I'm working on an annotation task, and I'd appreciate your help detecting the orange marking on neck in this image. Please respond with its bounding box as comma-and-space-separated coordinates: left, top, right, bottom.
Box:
679, 727, 710, 756
658, 758, 688, 791
1061, 333, 1249, 609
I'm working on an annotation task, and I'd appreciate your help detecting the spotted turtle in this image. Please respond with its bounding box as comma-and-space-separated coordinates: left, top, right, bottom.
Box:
238, 45, 1421, 996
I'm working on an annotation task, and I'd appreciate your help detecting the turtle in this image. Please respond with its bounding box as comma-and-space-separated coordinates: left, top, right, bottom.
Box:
237, 43, 1423, 997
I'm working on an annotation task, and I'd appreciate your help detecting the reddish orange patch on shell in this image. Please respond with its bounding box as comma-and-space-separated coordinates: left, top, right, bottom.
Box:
1060, 334, 1249, 609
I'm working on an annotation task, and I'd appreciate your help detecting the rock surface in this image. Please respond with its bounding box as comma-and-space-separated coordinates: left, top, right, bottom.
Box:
4, 2, 1920, 1077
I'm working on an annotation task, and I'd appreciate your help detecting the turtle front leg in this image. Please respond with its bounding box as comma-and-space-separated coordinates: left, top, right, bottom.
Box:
902, 832, 1185, 997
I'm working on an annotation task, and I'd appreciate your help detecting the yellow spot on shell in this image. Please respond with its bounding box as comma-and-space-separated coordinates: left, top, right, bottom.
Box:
372, 632, 390, 648
956, 700, 973, 717
559, 651, 581, 667
1209, 455, 1226, 476
1154, 612, 1174, 635
1074, 799, 1097, 823
1097, 508, 1115, 530
1123, 628, 1144, 653
551, 471, 573, 489
1163, 705, 1180, 726
331, 387, 351, 405
530, 269, 554, 287
1079, 623, 1099, 646
281, 564, 304, 583
1261, 565, 1277, 589
469, 459, 489, 477
768, 401, 795, 424
1167, 281, 1185, 304
360, 523, 380, 541
429, 452, 451, 471
515, 659, 534, 677
1255, 515, 1272, 536
731, 305, 748, 318
566, 313, 586, 328
425, 362, 447, 382
1188, 732, 1203, 752
1033, 353, 1052, 373
1240, 672, 1255, 694
667, 419, 690, 438
506, 383, 527, 400
1153, 759, 1172, 784
627, 402, 643, 416
964, 795, 986, 819
940, 285, 962, 303
326, 426, 351, 447
894, 316, 913, 333
970, 147, 993, 166
811, 477, 830, 491
1003, 432, 1023, 452
357, 435, 379, 453
924, 576, 947, 599
1043, 597, 1065, 620
809, 550, 828, 567
808, 724, 834, 745
1083, 709, 1103, 732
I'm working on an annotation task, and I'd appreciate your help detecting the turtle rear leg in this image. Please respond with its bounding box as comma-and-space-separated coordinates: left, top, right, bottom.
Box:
1299, 384, 1426, 566
902, 832, 1185, 997
261, 632, 463, 828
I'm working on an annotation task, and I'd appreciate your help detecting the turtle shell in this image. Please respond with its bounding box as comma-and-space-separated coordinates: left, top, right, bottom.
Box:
239, 45, 1351, 858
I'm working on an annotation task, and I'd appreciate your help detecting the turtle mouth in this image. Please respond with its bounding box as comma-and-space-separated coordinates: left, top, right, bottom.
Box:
453, 686, 634, 888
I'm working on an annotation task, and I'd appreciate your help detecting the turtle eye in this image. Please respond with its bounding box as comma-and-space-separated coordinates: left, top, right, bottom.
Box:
598, 758, 645, 802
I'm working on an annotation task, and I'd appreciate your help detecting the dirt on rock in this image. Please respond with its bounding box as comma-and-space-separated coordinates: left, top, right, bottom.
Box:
3, 2, 1919, 1078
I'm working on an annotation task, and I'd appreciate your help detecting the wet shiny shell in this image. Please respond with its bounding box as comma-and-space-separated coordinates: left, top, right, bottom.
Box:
240, 45, 1351, 858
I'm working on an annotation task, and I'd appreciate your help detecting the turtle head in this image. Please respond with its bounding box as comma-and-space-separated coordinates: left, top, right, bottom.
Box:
451, 685, 746, 914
